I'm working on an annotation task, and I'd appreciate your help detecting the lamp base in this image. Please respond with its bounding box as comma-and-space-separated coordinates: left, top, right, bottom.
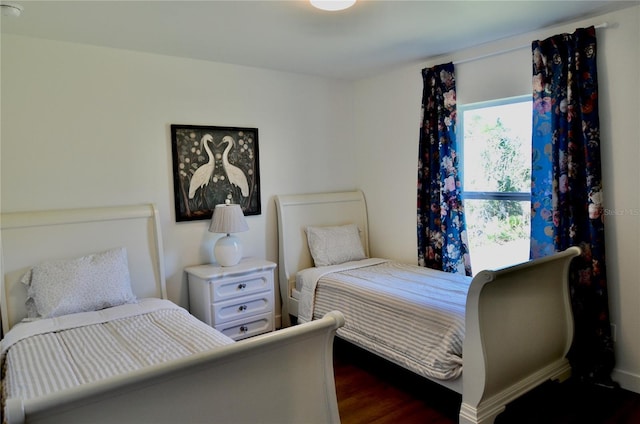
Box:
214, 234, 243, 267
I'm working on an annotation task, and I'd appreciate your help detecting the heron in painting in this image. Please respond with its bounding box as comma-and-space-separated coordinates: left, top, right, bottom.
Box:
220, 135, 249, 197
188, 134, 215, 199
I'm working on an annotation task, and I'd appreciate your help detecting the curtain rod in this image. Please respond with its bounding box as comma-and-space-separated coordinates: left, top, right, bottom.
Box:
452, 22, 609, 66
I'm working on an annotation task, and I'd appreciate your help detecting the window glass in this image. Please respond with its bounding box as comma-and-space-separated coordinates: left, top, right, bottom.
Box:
460, 96, 532, 273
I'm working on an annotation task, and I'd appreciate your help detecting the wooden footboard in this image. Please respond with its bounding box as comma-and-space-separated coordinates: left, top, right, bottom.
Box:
459, 247, 580, 424
4, 311, 345, 424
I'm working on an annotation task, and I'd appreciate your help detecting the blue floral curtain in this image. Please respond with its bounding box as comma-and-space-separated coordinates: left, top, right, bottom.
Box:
417, 63, 471, 276
531, 26, 615, 386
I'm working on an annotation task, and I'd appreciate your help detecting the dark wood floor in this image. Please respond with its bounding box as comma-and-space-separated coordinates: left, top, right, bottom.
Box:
333, 339, 640, 424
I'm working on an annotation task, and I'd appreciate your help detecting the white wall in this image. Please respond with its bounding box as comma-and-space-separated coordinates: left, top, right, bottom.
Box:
354, 6, 640, 392
0, 35, 357, 317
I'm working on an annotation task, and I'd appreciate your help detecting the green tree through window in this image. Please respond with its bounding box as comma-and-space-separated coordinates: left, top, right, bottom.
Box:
459, 96, 531, 273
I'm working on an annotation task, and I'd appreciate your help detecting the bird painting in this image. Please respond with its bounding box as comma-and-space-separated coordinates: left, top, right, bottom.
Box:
220, 135, 249, 197
188, 134, 215, 199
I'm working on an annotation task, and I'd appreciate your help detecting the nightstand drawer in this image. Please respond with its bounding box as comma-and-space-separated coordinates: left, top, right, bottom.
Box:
212, 291, 273, 324
186, 259, 276, 338
215, 312, 273, 341
211, 272, 271, 302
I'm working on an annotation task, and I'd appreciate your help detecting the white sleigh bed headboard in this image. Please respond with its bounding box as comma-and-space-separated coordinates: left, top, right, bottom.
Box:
275, 190, 369, 324
1, 204, 166, 334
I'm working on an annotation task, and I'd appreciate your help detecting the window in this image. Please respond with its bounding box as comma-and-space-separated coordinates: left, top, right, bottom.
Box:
459, 96, 532, 274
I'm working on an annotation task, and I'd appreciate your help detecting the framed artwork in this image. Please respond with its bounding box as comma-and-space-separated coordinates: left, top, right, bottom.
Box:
171, 124, 261, 221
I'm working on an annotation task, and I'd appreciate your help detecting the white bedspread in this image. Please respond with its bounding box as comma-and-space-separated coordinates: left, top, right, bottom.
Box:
297, 258, 389, 323
297, 260, 472, 380
1, 298, 233, 402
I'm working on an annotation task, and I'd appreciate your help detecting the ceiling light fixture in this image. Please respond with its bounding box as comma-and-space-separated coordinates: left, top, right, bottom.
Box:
310, 0, 356, 12
0, 2, 23, 17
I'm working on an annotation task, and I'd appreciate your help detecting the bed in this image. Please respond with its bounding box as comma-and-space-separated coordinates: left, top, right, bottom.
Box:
275, 190, 581, 424
1, 203, 344, 424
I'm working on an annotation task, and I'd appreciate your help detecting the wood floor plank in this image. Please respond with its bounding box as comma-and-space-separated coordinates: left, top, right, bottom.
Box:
333, 339, 640, 424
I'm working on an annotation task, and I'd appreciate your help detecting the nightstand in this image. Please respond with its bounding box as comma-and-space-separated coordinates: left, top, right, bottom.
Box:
186, 258, 276, 341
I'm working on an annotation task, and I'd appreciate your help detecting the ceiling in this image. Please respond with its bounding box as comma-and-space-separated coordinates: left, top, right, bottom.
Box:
1, 0, 637, 80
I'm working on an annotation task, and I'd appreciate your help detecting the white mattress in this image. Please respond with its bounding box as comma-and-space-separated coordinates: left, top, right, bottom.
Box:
1, 299, 233, 403
297, 260, 471, 381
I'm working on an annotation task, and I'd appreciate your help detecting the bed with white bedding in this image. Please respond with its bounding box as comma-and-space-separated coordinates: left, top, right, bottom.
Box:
1, 204, 344, 424
1, 299, 233, 403
275, 190, 581, 424
299, 259, 469, 382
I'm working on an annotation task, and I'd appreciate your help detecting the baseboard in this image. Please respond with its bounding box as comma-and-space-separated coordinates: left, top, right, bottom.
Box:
612, 368, 640, 394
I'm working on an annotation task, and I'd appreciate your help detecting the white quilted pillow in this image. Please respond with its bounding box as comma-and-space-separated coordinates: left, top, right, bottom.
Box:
306, 224, 367, 267
21, 247, 137, 318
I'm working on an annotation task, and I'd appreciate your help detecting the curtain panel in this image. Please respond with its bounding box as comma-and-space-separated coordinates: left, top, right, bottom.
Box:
530, 26, 615, 385
417, 63, 471, 276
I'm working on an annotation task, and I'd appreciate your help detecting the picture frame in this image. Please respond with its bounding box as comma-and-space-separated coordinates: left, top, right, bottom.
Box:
171, 124, 261, 221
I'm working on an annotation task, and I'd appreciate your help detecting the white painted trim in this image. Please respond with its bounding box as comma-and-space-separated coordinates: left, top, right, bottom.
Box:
612, 368, 640, 394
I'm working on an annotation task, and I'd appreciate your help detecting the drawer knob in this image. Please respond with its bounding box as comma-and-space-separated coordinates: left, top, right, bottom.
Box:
238, 283, 247, 290
240, 325, 248, 333
238, 305, 247, 312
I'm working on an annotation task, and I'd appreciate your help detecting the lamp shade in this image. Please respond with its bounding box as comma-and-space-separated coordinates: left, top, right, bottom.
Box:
209, 204, 248, 267
209, 204, 249, 235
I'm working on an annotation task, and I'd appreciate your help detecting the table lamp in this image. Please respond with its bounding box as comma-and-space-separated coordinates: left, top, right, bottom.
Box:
209, 203, 249, 266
